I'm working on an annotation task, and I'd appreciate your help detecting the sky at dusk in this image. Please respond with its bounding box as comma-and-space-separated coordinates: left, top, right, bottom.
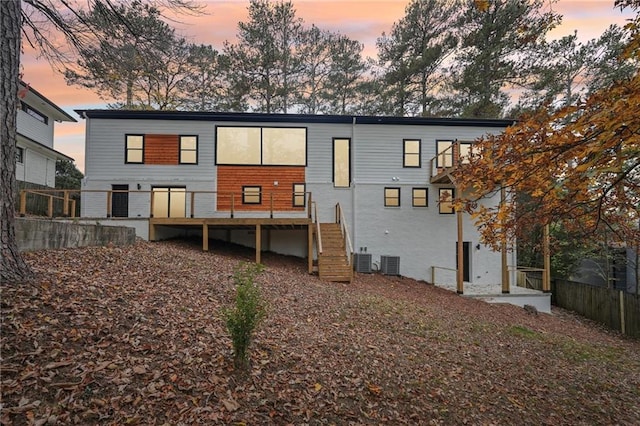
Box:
20, 0, 635, 173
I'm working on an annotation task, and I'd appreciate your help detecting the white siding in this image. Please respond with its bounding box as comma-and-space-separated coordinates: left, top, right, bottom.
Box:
17, 109, 55, 148
16, 147, 56, 187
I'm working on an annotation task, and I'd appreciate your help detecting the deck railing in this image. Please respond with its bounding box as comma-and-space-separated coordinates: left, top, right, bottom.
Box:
431, 265, 458, 286
18, 188, 312, 220
313, 201, 322, 255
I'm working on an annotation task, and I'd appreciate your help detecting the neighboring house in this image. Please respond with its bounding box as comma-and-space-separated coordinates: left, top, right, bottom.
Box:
16, 81, 76, 188
78, 110, 515, 285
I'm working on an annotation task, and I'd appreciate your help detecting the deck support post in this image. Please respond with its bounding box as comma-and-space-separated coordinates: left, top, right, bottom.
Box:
456, 206, 464, 294
308, 224, 313, 274
149, 221, 156, 241
501, 186, 510, 294
202, 223, 209, 251
255, 224, 261, 264
543, 224, 551, 293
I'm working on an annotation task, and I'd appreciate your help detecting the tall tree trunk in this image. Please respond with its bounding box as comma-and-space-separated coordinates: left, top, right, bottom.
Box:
1, 0, 33, 283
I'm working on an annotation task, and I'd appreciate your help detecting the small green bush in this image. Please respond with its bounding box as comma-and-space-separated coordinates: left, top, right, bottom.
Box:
223, 262, 265, 370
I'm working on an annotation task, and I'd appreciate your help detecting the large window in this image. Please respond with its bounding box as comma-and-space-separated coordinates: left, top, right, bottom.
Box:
438, 188, 455, 214
152, 187, 186, 218
412, 188, 428, 207
242, 186, 262, 204
384, 187, 400, 207
403, 139, 421, 168
293, 183, 306, 207
20, 101, 48, 124
436, 140, 454, 168
333, 138, 350, 187
216, 126, 306, 166
179, 135, 198, 164
125, 134, 144, 164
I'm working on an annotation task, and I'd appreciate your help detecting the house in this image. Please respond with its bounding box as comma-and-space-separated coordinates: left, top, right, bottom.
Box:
16, 81, 76, 189
78, 110, 517, 289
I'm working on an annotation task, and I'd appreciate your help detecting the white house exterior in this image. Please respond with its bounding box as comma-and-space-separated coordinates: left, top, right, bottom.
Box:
16, 82, 76, 188
79, 110, 515, 285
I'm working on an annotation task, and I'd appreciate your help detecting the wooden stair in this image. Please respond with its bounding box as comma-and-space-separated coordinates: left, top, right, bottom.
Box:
317, 223, 352, 283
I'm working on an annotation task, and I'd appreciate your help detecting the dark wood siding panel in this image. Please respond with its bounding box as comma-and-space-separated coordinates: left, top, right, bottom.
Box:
217, 166, 305, 211
144, 134, 179, 165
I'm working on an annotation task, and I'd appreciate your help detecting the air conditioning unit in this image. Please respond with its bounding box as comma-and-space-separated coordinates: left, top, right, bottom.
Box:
354, 253, 372, 273
380, 256, 400, 276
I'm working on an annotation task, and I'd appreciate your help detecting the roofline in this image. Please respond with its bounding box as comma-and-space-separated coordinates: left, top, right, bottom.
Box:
75, 109, 515, 128
20, 81, 77, 123
17, 132, 74, 162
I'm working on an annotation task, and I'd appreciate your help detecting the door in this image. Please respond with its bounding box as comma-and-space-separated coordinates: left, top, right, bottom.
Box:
456, 241, 471, 282
152, 187, 186, 218
111, 184, 129, 218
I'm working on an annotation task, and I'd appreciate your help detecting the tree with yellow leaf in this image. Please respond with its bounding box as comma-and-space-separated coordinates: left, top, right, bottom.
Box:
453, 1, 640, 258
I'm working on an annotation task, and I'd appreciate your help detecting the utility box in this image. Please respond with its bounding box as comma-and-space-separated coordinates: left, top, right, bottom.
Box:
380, 256, 400, 276
354, 253, 372, 273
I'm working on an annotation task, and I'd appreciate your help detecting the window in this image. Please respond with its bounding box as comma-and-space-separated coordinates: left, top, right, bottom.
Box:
242, 186, 262, 204
436, 140, 454, 168
459, 142, 473, 164
152, 187, 186, 218
20, 101, 48, 124
412, 188, 428, 207
439, 188, 455, 214
216, 126, 306, 166
403, 139, 421, 167
179, 135, 198, 164
333, 138, 350, 187
16, 147, 24, 163
126, 134, 144, 164
293, 183, 306, 207
384, 187, 400, 207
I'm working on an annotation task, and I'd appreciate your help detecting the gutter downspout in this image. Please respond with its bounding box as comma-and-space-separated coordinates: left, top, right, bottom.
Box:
351, 116, 356, 249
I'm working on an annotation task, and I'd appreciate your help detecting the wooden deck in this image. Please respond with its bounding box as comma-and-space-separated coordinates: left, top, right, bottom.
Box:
149, 216, 314, 272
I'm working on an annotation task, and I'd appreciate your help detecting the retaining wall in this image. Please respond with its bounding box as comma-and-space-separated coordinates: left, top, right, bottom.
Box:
16, 218, 136, 252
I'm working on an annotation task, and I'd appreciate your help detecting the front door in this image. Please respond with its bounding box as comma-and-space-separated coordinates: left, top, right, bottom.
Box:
456, 241, 471, 282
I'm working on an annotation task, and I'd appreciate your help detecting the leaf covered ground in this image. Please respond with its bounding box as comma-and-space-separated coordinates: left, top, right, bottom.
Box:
2, 240, 639, 425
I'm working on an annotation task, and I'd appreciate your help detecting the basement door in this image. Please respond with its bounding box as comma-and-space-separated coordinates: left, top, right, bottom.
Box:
456, 241, 471, 282
111, 184, 129, 217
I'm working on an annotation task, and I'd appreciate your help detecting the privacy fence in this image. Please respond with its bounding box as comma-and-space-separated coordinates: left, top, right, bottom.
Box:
552, 279, 639, 339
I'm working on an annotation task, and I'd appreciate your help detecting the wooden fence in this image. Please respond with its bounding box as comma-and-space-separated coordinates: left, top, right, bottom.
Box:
552, 279, 639, 338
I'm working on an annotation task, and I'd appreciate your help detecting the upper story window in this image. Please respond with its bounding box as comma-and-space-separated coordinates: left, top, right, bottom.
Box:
216, 126, 306, 166
16, 147, 24, 163
459, 142, 473, 164
333, 138, 350, 188
403, 139, 421, 168
20, 101, 48, 125
179, 135, 198, 164
125, 134, 144, 164
436, 140, 454, 168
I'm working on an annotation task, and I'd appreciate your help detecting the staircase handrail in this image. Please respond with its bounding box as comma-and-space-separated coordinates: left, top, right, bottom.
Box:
313, 201, 322, 254
335, 203, 353, 266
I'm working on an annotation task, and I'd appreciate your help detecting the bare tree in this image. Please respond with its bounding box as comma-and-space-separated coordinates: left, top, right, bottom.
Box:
1, 0, 201, 284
